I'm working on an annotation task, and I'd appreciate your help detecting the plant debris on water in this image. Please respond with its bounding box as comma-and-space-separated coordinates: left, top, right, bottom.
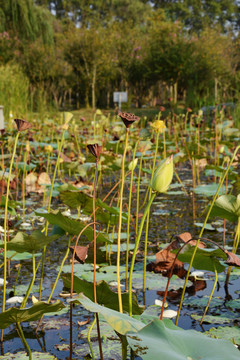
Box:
0, 109, 239, 360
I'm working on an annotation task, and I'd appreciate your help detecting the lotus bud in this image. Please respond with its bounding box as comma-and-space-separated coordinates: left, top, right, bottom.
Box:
152, 155, 173, 193
219, 145, 224, 154
128, 158, 138, 171
26, 141, 30, 152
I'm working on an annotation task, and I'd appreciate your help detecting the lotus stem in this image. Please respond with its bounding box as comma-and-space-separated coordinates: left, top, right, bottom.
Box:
176, 144, 240, 325
87, 315, 96, 360
22, 150, 27, 219
143, 132, 159, 294
200, 266, 218, 325
135, 152, 144, 235
129, 191, 157, 316
48, 237, 71, 303
39, 127, 66, 300
16, 322, 32, 360
1, 131, 19, 342
21, 251, 35, 309
116, 129, 129, 313
126, 141, 138, 290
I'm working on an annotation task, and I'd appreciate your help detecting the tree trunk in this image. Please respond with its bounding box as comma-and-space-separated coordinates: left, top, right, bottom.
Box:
214, 77, 218, 103
174, 82, 177, 104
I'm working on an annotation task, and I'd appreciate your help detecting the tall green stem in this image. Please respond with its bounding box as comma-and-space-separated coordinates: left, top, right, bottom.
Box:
176, 144, 240, 325
117, 129, 129, 313
2, 131, 19, 341
143, 133, 159, 293
16, 322, 32, 360
200, 266, 217, 325
39, 129, 66, 300
129, 192, 157, 316
22, 151, 27, 219
21, 252, 35, 309
125, 141, 138, 290
135, 153, 143, 235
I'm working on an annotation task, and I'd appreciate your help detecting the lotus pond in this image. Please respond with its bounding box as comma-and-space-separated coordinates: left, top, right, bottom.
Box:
0, 109, 239, 360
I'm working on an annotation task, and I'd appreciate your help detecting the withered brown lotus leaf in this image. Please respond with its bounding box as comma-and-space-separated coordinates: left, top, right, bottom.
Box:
176, 232, 205, 248
69, 245, 89, 264
225, 251, 240, 267
118, 112, 140, 128
87, 144, 102, 161
153, 239, 183, 273
14, 119, 32, 132
151, 232, 205, 276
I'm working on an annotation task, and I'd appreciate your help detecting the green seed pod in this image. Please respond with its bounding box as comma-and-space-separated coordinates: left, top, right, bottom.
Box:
151, 155, 173, 193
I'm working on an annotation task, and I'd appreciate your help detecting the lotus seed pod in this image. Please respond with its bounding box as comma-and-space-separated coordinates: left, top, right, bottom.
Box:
151, 155, 173, 193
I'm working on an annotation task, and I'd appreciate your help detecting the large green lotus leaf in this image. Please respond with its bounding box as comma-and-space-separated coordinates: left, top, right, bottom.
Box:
209, 194, 240, 223
59, 190, 94, 210
174, 245, 227, 273
0, 251, 41, 260
194, 184, 232, 197
35, 211, 110, 244
191, 313, 239, 324
0, 300, 65, 329
0, 231, 59, 253
0, 352, 57, 359
205, 326, 240, 345
70, 293, 144, 335
74, 338, 122, 360
183, 296, 224, 308
127, 318, 240, 360
62, 275, 143, 315
226, 299, 240, 309
59, 190, 127, 225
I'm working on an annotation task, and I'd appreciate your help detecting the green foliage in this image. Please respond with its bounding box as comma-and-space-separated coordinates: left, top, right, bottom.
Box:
62, 275, 143, 315
127, 318, 240, 359
36, 211, 111, 243
174, 245, 227, 273
0, 230, 59, 253
0, 300, 65, 329
209, 194, 240, 223
0, 64, 29, 118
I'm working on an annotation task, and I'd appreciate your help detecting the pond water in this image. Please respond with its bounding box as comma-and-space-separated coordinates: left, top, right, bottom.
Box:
0, 161, 239, 359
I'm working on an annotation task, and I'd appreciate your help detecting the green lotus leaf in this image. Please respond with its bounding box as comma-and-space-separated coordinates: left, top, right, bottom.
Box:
70, 293, 144, 335
173, 245, 227, 273
0, 352, 57, 359
205, 326, 240, 345
62, 275, 143, 315
59, 190, 127, 225
127, 318, 240, 359
194, 184, 232, 197
0, 300, 65, 329
0, 231, 59, 253
35, 211, 111, 244
209, 194, 240, 223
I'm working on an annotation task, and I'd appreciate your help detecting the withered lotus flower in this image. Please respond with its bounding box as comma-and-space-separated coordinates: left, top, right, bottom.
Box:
14, 119, 32, 132
69, 245, 89, 264
87, 143, 102, 161
118, 112, 139, 128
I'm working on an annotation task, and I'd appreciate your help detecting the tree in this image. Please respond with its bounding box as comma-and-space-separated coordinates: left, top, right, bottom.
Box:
0, 0, 54, 44
151, 0, 239, 33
